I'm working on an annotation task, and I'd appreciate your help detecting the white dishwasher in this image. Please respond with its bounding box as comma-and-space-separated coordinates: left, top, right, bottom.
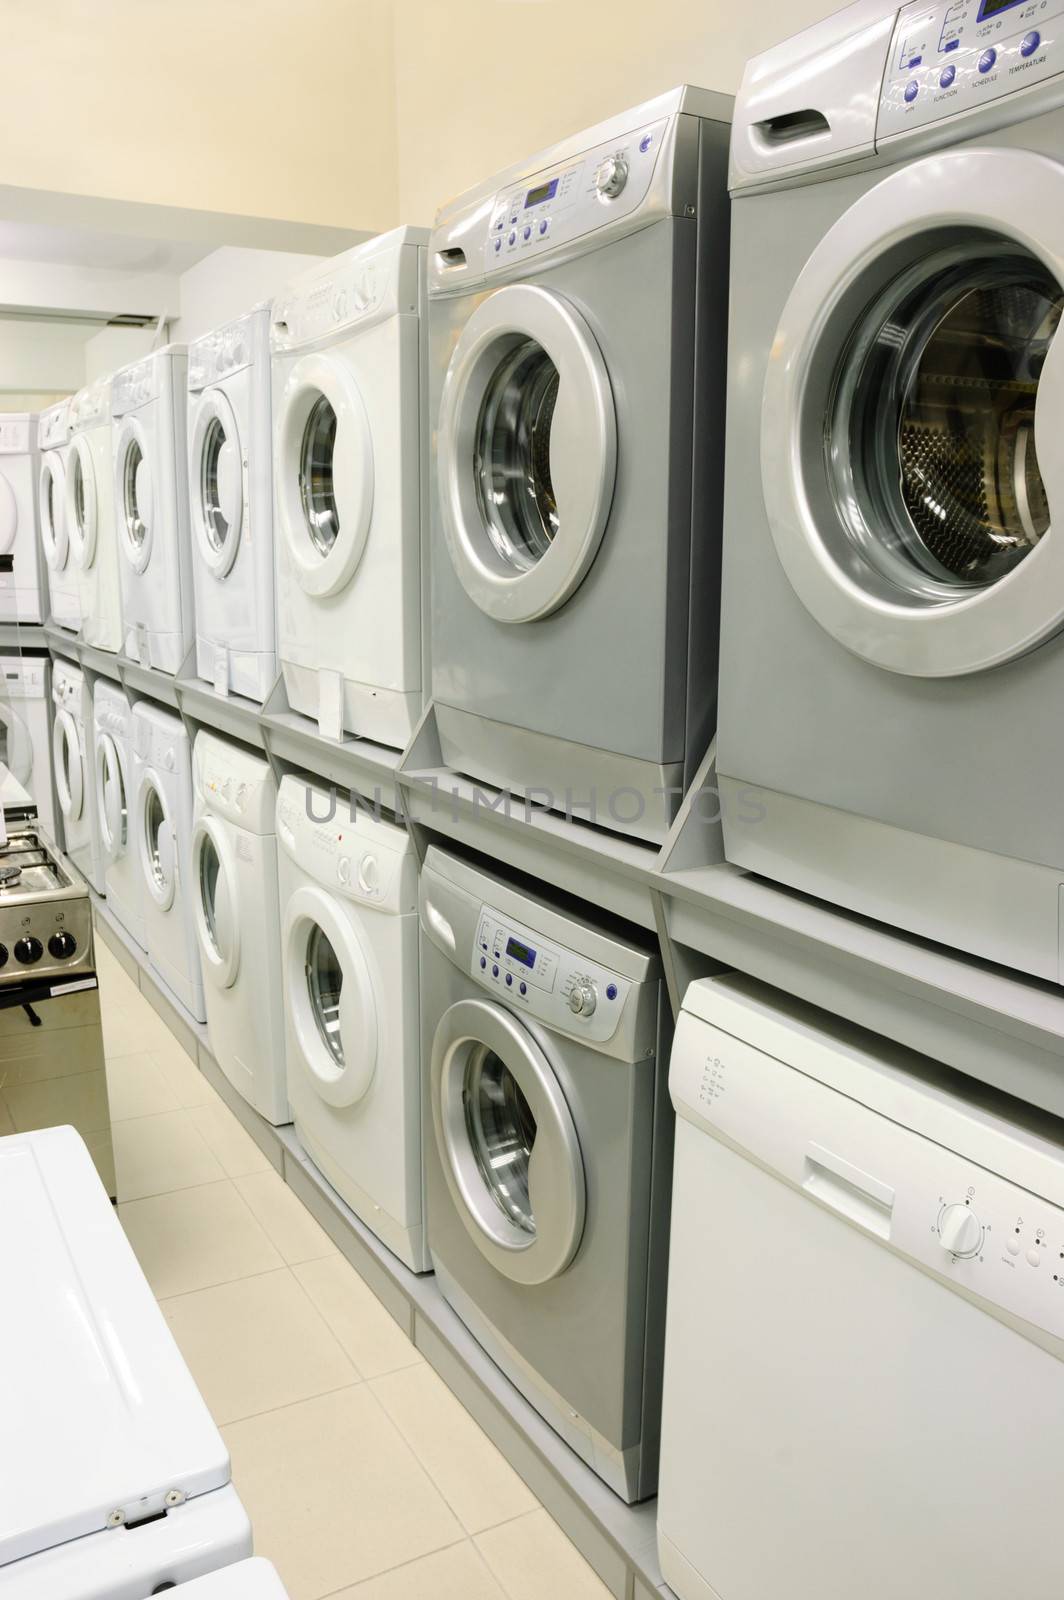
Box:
658, 975, 1064, 1600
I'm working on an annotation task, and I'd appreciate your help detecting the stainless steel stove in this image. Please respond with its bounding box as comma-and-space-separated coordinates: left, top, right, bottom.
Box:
0, 828, 113, 1196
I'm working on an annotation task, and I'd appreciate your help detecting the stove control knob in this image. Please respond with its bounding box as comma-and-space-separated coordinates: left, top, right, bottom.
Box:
594, 155, 629, 200
0, 944, 8, 968
48, 931, 77, 960
938, 1203, 983, 1259
14, 936, 43, 965
567, 981, 597, 1017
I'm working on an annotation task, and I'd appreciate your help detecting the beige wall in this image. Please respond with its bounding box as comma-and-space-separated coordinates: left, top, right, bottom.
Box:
0, 0, 398, 233
393, 0, 842, 224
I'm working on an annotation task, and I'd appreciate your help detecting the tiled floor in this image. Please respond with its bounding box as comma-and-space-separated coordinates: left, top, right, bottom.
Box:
96, 935, 613, 1600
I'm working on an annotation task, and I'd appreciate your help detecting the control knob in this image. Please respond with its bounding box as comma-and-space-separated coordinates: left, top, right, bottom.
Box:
14, 936, 43, 965
567, 981, 597, 1018
357, 854, 379, 894
0, 944, 8, 968
594, 155, 629, 200
48, 931, 77, 960
938, 1203, 983, 1259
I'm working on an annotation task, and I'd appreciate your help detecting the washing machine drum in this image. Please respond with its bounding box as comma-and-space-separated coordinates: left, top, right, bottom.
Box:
437, 282, 617, 624
192, 816, 240, 988
95, 731, 128, 862
52, 710, 84, 822
192, 389, 244, 579
115, 418, 155, 573
39, 453, 69, 572
283, 887, 379, 1107
137, 771, 177, 911
430, 997, 586, 1287
67, 434, 98, 570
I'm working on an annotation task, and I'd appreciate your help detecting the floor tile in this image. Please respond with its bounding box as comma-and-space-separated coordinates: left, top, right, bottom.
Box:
120, 1179, 283, 1297
234, 1168, 337, 1265
223, 1386, 464, 1600
152, 1036, 221, 1108
476, 1510, 614, 1600
113, 1108, 225, 1201
190, 1098, 272, 1178
106, 1051, 181, 1121
371, 1363, 536, 1535
330, 1541, 507, 1599
102, 989, 173, 1059
160, 1268, 358, 1425
293, 1254, 421, 1380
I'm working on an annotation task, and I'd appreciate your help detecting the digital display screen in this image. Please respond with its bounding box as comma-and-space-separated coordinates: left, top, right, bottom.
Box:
977, 0, 1026, 18
506, 936, 536, 969
525, 177, 559, 209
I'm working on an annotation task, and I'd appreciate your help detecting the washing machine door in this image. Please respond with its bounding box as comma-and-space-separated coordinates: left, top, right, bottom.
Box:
95, 730, 128, 863
763, 146, 1064, 678
283, 886, 377, 1107
0, 468, 19, 555
39, 453, 69, 572
438, 283, 616, 624
430, 997, 586, 1286
52, 709, 83, 823
137, 769, 177, 911
66, 434, 98, 571
114, 416, 154, 574
277, 353, 374, 599
191, 815, 240, 988
0, 702, 32, 787
191, 388, 244, 580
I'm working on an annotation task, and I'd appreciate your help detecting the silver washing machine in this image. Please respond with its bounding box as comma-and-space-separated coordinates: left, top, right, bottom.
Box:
418, 845, 673, 1501
428, 86, 731, 845
717, 0, 1064, 985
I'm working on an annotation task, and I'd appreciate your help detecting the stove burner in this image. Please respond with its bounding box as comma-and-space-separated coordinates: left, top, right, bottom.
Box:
0, 864, 23, 887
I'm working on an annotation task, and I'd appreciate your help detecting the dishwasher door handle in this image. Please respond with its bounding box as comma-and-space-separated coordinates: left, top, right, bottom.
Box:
803, 1141, 895, 1239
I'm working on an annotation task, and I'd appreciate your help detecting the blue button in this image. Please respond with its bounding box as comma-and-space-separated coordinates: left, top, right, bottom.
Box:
939, 63, 956, 87
492, 964, 499, 977
523, 225, 531, 241
520, 982, 527, 995
539, 219, 549, 235
979, 47, 997, 72
944, 37, 959, 51
493, 239, 501, 253
508, 231, 516, 246
904, 79, 920, 102
505, 973, 513, 986
906, 54, 922, 68
606, 983, 618, 1001
480, 956, 487, 969
1021, 29, 1041, 55
639, 133, 653, 153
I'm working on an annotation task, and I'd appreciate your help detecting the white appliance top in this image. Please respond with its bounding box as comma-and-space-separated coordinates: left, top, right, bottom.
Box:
111, 343, 188, 416
37, 399, 71, 449
174, 1559, 290, 1598
0, 414, 36, 455
270, 225, 428, 354
51, 655, 85, 705
132, 700, 189, 769
0, 655, 46, 697
276, 773, 416, 915
188, 303, 269, 390
731, 0, 1064, 189
68, 375, 113, 433
93, 677, 133, 731
0, 1127, 230, 1567
429, 83, 732, 295
193, 729, 276, 835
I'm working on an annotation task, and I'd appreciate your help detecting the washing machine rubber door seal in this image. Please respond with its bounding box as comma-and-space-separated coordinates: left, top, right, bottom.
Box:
283, 884, 378, 1108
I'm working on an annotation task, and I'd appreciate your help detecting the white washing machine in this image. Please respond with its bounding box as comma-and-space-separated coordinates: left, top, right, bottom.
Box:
419, 845, 672, 1501
188, 307, 277, 703
113, 346, 193, 673
132, 701, 205, 1021
67, 375, 122, 653
270, 227, 428, 748
38, 399, 80, 633
51, 657, 104, 892
0, 654, 57, 844
276, 773, 424, 1270
1, 1125, 252, 1600
93, 680, 145, 950
191, 732, 287, 1124
659, 974, 1064, 1600
0, 413, 43, 625
177, 1561, 291, 1598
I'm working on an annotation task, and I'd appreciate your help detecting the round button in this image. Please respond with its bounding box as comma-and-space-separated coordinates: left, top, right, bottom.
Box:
938, 1203, 983, 1258
1007, 1236, 1021, 1256
904, 79, 920, 102
519, 982, 527, 995
1021, 29, 1041, 56
523, 225, 532, 241
494, 239, 502, 253
480, 956, 487, 970
939, 63, 956, 88
505, 973, 513, 986
14, 936, 43, 965
0, 944, 8, 969
979, 47, 997, 72
357, 854, 380, 894
508, 230, 516, 246
639, 133, 653, 153
1028, 1247, 1042, 1267
492, 964, 499, 978
606, 983, 618, 1001
538, 219, 548, 236
48, 931, 77, 960
337, 856, 352, 885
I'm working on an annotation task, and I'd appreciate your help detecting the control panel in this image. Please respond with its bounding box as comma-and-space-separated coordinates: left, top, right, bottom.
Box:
0, 897, 92, 983
38, 402, 70, 449
471, 901, 629, 1042
271, 258, 385, 350
0, 416, 32, 454
69, 378, 110, 431
484, 116, 668, 273
112, 355, 158, 416
276, 783, 411, 912
189, 309, 261, 389
880, 0, 1064, 137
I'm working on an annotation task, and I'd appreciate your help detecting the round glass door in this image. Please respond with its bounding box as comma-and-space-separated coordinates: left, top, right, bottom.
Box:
139, 776, 175, 909
437, 282, 616, 624
431, 997, 585, 1286
762, 147, 1064, 677
0, 706, 32, 787
51, 710, 83, 821
95, 733, 127, 859
191, 389, 243, 578
39, 455, 68, 571
0, 470, 18, 554
67, 436, 98, 570
191, 816, 240, 987
283, 886, 377, 1107
279, 354, 374, 598
115, 418, 154, 572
